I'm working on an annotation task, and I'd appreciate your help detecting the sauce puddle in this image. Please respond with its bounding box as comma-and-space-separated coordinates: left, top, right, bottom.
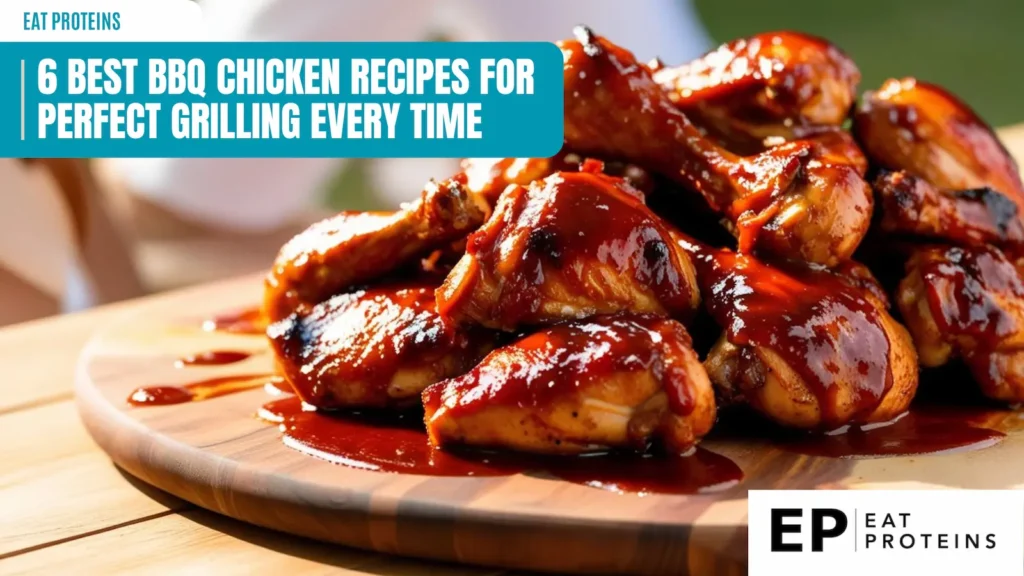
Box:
127, 345, 286, 406
128, 374, 289, 406
126, 341, 1021, 494
202, 307, 265, 335
175, 350, 254, 367
779, 408, 1006, 458
259, 396, 742, 494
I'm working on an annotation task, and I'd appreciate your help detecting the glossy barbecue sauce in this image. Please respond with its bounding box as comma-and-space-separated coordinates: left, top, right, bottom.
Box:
779, 407, 1005, 458
909, 244, 1024, 396
260, 313, 742, 494
128, 374, 289, 406
680, 236, 1011, 455
423, 315, 698, 420
132, 307, 742, 494
442, 170, 698, 328
175, 350, 253, 367
562, 27, 781, 214
462, 154, 655, 208
202, 307, 265, 335
860, 78, 1024, 204
682, 238, 893, 429
769, 370, 1014, 458
134, 247, 1016, 488
914, 245, 1024, 346
260, 396, 742, 494
266, 284, 491, 409
128, 359, 742, 494
127, 348, 285, 406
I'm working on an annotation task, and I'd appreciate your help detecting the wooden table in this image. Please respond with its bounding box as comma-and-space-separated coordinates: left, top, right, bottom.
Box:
0, 279, 515, 575
6, 125, 1024, 574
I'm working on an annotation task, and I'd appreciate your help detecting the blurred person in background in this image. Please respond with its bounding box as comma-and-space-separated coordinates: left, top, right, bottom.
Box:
98, 0, 712, 279
0, 158, 142, 325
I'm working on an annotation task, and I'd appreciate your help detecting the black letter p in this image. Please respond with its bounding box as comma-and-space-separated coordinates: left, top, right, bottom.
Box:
811, 509, 848, 552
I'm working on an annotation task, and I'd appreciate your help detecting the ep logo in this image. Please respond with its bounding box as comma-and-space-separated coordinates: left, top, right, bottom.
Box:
771, 508, 848, 552
750, 490, 1024, 576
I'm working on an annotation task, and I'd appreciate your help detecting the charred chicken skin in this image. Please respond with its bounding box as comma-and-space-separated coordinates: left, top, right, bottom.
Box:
264, 177, 486, 323
269, 283, 496, 409
898, 245, 1024, 402
854, 78, 1024, 210
873, 171, 1024, 250
260, 27, 1024, 459
436, 169, 701, 331
653, 31, 860, 153
423, 315, 715, 454
263, 178, 489, 409
682, 238, 918, 429
855, 77, 1024, 249
560, 27, 871, 266
856, 77, 1024, 402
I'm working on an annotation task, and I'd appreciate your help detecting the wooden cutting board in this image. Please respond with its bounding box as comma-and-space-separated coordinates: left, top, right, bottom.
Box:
75, 275, 1024, 575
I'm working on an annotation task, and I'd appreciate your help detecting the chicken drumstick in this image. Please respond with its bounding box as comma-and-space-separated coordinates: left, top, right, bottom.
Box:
560, 27, 870, 266
264, 177, 486, 323
652, 31, 860, 153
686, 238, 918, 429
856, 77, 1024, 402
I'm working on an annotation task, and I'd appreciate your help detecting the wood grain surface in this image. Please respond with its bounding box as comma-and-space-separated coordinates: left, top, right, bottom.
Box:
0, 277, 506, 576
1, 124, 1020, 575
73, 275, 1024, 575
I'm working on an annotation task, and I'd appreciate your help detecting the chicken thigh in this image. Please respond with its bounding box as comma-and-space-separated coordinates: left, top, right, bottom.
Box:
436, 169, 701, 330
423, 315, 715, 454
269, 282, 496, 409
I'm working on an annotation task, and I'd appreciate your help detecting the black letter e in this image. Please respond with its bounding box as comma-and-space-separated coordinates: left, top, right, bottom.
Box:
771, 508, 802, 552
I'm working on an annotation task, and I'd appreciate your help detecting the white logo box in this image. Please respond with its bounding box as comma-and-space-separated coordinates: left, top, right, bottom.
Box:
749, 490, 1024, 576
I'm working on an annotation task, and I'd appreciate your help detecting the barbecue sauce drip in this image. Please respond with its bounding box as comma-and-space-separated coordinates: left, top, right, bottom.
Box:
175, 350, 253, 367
259, 396, 742, 494
423, 315, 698, 419
127, 374, 287, 406
681, 238, 893, 428
202, 307, 265, 335
906, 245, 1024, 397
913, 245, 1024, 348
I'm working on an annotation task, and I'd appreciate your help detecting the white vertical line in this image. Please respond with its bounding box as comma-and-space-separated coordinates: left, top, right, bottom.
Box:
20, 60, 25, 141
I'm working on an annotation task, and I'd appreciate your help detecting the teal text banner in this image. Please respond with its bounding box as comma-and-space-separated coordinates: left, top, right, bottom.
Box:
0, 42, 564, 158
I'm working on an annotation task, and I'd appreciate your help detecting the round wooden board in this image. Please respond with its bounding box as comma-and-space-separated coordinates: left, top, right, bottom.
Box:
75, 275, 1024, 575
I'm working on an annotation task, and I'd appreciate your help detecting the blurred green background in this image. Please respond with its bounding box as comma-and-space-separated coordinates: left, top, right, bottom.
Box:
328, 0, 1024, 209
695, 0, 1023, 126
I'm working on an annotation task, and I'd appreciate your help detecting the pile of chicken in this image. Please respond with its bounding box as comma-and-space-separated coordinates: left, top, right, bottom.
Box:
262, 28, 1024, 457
